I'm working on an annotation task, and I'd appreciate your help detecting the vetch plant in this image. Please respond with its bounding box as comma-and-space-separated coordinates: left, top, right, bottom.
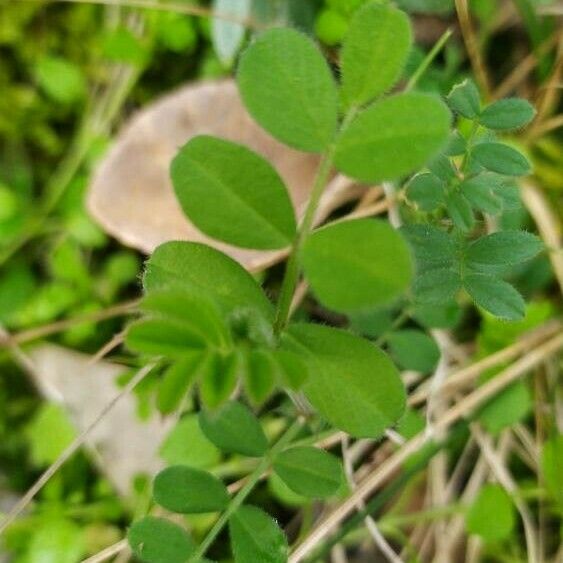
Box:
122, 2, 542, 561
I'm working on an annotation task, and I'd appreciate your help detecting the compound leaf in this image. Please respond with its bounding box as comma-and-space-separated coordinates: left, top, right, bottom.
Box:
447, 79, 480, 118
472, 142, 531, 176
466, 231, 543, 268
464, 274, 525, 320
387, 329, 440, 373
478, 98, 535, 130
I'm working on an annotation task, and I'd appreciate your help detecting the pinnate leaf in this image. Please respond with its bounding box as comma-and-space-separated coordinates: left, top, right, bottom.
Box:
199, 400, 268, 457
283, 323, 406, 438
229, 505, 288, 563
464, 274, 525, 320
478, 98, 535, 130
472, 142, 531, 176
199, 351, 240, 409
460, 174, 503, 215
447, 79, 480, 118
171, 136, 296, 250
273, 446, 342, 498
302, 219, 413, 313
446, 192, 475, 232
128, 516, 195, 563
466, 230, 543, 268
335, 93, 451, 183
340, 2, 412, 108
414, 268, 461, 304
388, 330, 440, 373
153, 465, 229, 514
401, 224, 457, 271
407, 173, 444, 211
237, 28, 338, 152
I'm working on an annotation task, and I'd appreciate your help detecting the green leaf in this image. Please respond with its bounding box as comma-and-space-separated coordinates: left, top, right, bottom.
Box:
428, 154, 456, 182
153, 465, 229, 513
211, 0, 251, 66
237, 28, 338, 152
446, 79, 480, 118
466, 484, 515, 542
406, 173, 444, 211
36, 56, 86, 104
272, 349, 309, 390
159, 414, 221, 468
466, 231, 543, 268
348, 307, 394, 338
459, 174, 503, 215
401, 224, 457, 271
273, 446, 342, 498
157, 354, 204, 414
479, 381, 531, 434
141, 290, 232, 348
229, 505, 288, 563
335, 93, 451, 183
413, 301, 462, 329
199, 400, 268, 457
464, 274, 525, 320
171, 136, 296, 250
302, 219, 413, 313
26, 518, 84, 563
387, 330, 440, 373
541, 434, 563, 513
413, 268, 461, 304
446, 192, 475, 232
199, 351, 240, 409
283, 323, 406, 438
144, 242, 273, 320
244, 349, 277, 405
478, 98, 535, 130
128, 516, 195, 563
472, 142, 531, 176
340, 2, 412, 108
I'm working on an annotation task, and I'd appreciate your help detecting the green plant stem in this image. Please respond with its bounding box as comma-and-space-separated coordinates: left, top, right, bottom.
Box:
188, 417, 304, 562
274, 109, 357, 335
405, 28, 453, 91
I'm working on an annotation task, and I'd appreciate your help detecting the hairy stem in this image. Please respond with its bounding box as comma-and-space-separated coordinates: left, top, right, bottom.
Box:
188, 417, 304, 562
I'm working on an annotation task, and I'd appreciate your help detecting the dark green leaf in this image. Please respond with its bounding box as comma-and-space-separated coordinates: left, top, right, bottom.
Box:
348, 307, 394, 338
244, 349, 276, 405
446, 192, 475, 232
413, 301, 462, 329
472, 142, 531, 176
335, 93, 451, 183
459, 174, 503, 215
388, 330, 440, 373
237, 28, 338, 152
466, 231, 543, 268
302, 219, 413, 313
144, 242, 273, 319
427, 154, 456, 181
171, 136, 296, 249
272, 349, 309, 390
479, 381, 531, 434
413, 268, 461, 304
273, 446, 342, 498
444, 131, 467, 156
199, 351, 240, 409
401, 224, 457, 270
153, 465, 229, 513
478, 98, 535, 130
340, 2, 412, 108
283, 324, 406, 438
446, 79, 480, 118
229, 505, 288, 563
464, 274, 525, 320
406, 173, 444, 211
128, 517, 195, 563
466, 484, 515, 542
541, 435, 563, 512
199, 400, 268, 457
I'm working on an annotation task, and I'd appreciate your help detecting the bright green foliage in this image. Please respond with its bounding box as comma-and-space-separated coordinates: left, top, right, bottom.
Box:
459, 174, 503, 215
237, 28, 338, 152
24, 518, 85, 563
446, 78, 480, 118
143, 241, 273, 319
466, 484, 515, 542
472, 142, 531, 176
463, 274, 525, 320
36, 56, 86, 104
229, 505, 288, 563
413, 268, 461, 304
400, 224, 457, 271
340, 2, 412, 108
315, 9, 349, 45
466, 231, 543, 268
244, 348, 277, 404
128, 517, 195, 563
211, 0, 250, 66
479, 381, 531, 434
199, 400, 268, 457
199, 351, 240, 408
335, 93, 451, 182
407, 173, 444, 211
541, 434, 563, 513
153, 465, 229, 513
283, 324, 405, 438
272, 349, 310, 390
159, 414, 221, 468
273, 446, 342, 498
171, 136, 296, 250
387, 330, 440, 373
302, 219, 413, 312
157, 354, 204, 414
478, 98, 536, 130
